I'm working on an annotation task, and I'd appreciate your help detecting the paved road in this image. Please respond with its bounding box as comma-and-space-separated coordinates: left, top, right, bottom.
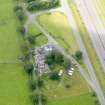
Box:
74, 0, 105, 75
60, 0, 105, 105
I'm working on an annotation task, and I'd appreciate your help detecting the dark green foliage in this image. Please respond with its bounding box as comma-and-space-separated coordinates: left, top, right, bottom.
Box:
24, 63, 34, 75
14, 5, 26, 22
45, 50, 63, 65
74, 51, 83, 60
27, 36, 35, 45
45, 50, 71, 69
91, 92, 96, 97
41, 94, 47, 104
38, 78, 44, 88
30, 94, 39, 104
30, 80, 36, 91
26, 0, 59, 11
65, 84, 71, 89
50, 71, 60, 80
25, 0, 35, 3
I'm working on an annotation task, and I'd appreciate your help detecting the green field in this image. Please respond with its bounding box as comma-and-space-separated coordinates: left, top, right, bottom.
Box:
48, 93, 96, 105
0, 0, 32, 105
37, 12, 79, 54
37, 12, 90, 74
0, 64, 32, 105
42, 70, 90, 98
28, 23, 48, 47
41, 70, 96, 105
67, 0, 105, 93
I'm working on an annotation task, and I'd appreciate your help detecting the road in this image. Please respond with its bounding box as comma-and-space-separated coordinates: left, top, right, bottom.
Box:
74, 0, 105, 75
60, 0, 105, 105
24, 1, 105, 104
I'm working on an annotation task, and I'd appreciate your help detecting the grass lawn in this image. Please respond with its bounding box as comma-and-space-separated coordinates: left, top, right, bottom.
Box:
37, 12, 79, 54
28, 23, 48, 47
68, 0, 105, 93
0, 0, 22, 62
48, 93, 96, 105
0, 64, 32, 105
42, 70, 90, 99
0, 0, 32, 105
41, 70, 96, 105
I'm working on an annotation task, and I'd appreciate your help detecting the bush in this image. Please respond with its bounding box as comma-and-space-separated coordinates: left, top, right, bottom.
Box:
30, 80, 36, 91
24, 63, 34, 75
50, 72, 60, 80
45, 50, 64, 65
74, 51, 83, 61
65, 84, 71, 89
41, 94, 47, 104
91, 92, 96, 97
45, 50, 71, 69
38, 78, 44, 88
14, 5, 26, 23
27, 0, 59, 11
30, 93, 39, 104
27, 36, 36, 45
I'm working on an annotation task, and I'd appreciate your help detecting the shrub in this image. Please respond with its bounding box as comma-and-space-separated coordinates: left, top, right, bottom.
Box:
24, 63, 34, 75
14, 5, 26, 23
27, 0, 59, 11
27, 36, 36, 45
41, 94, 47, 104
45, 50, 71, 69
38, 78, 44, 88
45, 50, 64, 65
65, 84, 71, 88
30, 80, 36, 91
74, 51, 83, 60
50, 72, 60, 80
30, 93, 39, 104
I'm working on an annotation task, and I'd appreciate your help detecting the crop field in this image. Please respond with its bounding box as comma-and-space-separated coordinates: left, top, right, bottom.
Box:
0, 0, 32, 105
